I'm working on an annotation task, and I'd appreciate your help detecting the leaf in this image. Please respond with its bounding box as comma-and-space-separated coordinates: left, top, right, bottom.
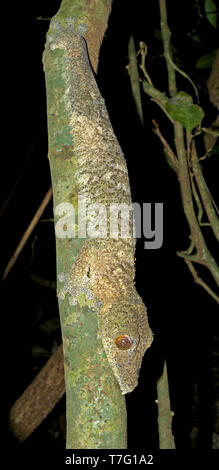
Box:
195, 51, 217, 69
204, 0, 217, 28
166, 92, 204, 132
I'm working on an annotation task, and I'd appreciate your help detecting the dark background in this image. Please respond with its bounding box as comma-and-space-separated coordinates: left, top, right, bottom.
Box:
2, 0, 218, 457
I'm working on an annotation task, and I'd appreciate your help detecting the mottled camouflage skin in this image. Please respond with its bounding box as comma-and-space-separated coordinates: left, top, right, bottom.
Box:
47, 18, 153, 394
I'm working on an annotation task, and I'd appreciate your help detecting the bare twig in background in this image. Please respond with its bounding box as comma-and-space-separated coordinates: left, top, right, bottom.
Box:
152, 119, 178, 173
159, 0, 177, 97
137, 41, 153, 86
191, 142, 219, 241
157, 361, 175, 449
9, 344, 65, 442
127, 35, 144, 126
2, 187, 52, 281
140, 0, 219, 303
127, 26, 175, 450
185, 260, 219, 304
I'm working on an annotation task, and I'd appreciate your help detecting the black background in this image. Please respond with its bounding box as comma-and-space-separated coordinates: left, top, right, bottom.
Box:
2, 0, 219, 457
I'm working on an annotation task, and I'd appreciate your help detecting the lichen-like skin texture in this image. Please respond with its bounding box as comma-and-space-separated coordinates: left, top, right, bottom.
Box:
48, 18, 153, 394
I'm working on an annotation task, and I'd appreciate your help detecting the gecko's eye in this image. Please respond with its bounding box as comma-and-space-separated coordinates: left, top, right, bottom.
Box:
114, 335, 133, 350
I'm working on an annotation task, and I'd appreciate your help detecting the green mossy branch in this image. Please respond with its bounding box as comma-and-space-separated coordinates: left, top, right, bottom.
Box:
43, 0, 127, 449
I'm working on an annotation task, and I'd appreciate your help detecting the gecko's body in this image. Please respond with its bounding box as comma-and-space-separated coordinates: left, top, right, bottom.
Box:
46, 19, 153, 394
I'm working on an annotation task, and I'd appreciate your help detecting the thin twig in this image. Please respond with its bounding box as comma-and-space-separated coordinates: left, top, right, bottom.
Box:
151, 98, 174, 123
159, 0, 177, 97
2, 187, 52, 281
152, 120, 178, 173
142, 80, 174, 123
191, 178, 210, 226
190, 173, 204, 225
179, 238, 195, 256
185, 260, 219, 304
166, 51, 199, 101
157, 361, 175, 449
137, 41, 153, 85
191, 141, 219, 241
127, 36, 144, 126
138, 40, 174, 123
202, 127, 219, 138
175, 123, 219, 287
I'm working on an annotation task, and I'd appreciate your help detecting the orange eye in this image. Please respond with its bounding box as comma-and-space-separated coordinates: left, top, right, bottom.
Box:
114, 335, 133, 350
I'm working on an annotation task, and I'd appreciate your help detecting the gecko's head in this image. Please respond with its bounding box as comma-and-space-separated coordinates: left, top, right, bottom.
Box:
98, 299, 153, 394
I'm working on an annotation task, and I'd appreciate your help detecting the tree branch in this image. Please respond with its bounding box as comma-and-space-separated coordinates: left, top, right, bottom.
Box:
159, 0, 177, 97
2, 188, 52, 281
185, 260, 219, 304
158, 1, 219, 293
152, 120, 178, 173
127, 35, 144, 126
157, 361, 175, 449
9, 345, 65, 442
43, 0, 128, 449
191, 141, 219, 241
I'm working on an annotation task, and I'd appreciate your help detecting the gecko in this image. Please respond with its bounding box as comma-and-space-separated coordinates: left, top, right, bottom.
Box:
45, 18, 153, 394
